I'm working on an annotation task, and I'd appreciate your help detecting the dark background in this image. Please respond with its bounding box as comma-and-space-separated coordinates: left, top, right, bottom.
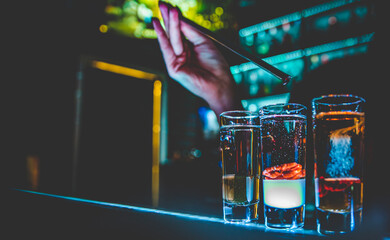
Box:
3, 0, 388, 233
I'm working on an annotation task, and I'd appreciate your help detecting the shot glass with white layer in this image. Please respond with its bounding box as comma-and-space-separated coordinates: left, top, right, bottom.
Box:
259, 103, 307, 229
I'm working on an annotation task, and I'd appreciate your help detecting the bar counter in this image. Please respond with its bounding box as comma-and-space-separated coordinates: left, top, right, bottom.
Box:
3, 188, 388, 239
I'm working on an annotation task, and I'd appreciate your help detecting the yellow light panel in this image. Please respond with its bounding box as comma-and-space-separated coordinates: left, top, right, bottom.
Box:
152, 80, 162, 207
92, 60, 158, 81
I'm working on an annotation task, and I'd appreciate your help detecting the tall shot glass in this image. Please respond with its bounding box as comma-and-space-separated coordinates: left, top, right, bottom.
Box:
312, 94, 365, 234
259, 104, 307, 229
220, 111, 260, 223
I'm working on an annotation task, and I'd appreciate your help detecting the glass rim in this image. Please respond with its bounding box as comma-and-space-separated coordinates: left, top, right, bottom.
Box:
312, 94, 365, 106
259, 103, 307, 115
220, 110, 259, 119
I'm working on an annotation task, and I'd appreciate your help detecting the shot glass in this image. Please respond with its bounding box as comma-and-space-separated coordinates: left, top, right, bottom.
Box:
312, 94, 365, 235
259, 103, 307, 229
220, 111, 260, 223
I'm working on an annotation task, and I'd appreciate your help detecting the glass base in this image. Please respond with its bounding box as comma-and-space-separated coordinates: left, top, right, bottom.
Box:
264, 205, 305, 229
316, 208, 362, 235
223, 202, 258, 223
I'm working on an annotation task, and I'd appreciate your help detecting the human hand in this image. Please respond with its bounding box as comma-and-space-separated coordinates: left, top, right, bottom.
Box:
152, 1, 241, 117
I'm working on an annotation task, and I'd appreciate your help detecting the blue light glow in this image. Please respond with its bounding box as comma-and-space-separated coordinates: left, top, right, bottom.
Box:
241, 93, 290, 112
327, 135, 354, 177
302, 0, 355, 18
239, 0, 362, 37
230, 50, 303, 75
14, 189, 320, 235
239, 11, 301, 37
230, 33, 374, 76
198, 107, 219, 140
15, 189, 224, 223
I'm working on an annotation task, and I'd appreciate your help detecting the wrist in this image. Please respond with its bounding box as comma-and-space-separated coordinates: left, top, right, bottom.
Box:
207, 88, 242, 118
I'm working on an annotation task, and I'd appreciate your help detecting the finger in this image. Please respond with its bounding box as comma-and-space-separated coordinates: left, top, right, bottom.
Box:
169, 7, 184, 55
158, 1, 170, 35
180, 20, 211, 46
152, 18, 176, 65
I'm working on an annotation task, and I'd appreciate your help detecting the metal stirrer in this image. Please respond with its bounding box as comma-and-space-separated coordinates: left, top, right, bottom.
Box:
180, 16, 292, 85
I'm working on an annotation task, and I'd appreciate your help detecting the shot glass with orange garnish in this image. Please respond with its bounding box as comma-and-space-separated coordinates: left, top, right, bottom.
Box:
259, 103, 307, 229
